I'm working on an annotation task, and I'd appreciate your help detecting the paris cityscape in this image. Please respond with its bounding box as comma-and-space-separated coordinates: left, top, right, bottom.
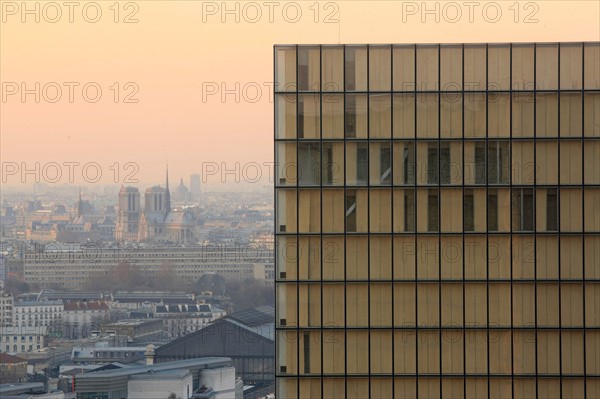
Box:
2, 1, 600, 399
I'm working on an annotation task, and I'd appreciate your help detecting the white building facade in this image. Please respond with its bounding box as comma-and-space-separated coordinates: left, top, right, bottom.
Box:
0, 326, 48, 354
12, 300, 63, 329
62, 301, 110, 339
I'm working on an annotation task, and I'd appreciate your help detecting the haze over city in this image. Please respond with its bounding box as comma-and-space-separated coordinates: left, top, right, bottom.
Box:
1, 1, 600, 398
2, 1, 599, 187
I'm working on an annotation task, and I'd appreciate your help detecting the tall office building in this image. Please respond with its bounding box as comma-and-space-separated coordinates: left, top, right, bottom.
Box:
190, 173, 201, 201
274, 43, 600, 398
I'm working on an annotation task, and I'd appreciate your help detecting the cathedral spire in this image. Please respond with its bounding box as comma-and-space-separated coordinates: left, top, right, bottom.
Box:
165, 164, 171, 213
77, 187, 83, 219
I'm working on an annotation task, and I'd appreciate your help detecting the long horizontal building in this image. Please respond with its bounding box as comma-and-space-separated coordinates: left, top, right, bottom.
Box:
74, 357, 242, 399
23, 245, 274, 290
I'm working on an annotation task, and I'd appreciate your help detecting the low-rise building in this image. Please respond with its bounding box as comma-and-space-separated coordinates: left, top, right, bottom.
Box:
154, 304, 226, 339
111, 291, 195, 312
74, 357, 242, 399
13, 300, 63, 329
71, 344, 147, 364
0, 326, 47, 354
18, 345, 73, 371
0, 352, 28, 383
0, 382, 47, 397
62, 301, 110, 339
128, 369, 193, 399
99, 319, 164, 344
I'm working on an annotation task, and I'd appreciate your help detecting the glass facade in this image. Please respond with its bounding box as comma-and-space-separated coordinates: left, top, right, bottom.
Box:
275, 43, 600, 398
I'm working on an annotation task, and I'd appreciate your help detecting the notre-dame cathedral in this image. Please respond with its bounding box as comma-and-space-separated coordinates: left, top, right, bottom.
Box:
115, 167, 195, 243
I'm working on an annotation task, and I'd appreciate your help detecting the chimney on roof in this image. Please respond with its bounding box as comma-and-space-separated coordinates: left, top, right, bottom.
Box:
145, 344, 156, 365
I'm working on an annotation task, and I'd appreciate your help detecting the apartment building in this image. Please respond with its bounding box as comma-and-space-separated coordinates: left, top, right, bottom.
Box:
274, 42, 600, 398
62, 301, 110, 339
0, 291, 14, 327
12, 300, 63, 328
23, 245, 274, 290
0, 326, 47, 354
153, 303, 226, 339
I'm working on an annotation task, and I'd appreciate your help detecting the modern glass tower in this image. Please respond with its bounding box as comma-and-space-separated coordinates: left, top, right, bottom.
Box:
274, 43, 600, 398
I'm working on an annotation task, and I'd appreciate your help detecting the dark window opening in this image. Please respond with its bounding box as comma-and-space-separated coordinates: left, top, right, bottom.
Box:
345, 96, 357, 138
403, 142, 415, 185
428, 144, 438, 185
464, 190, 475, 231
440, 143, 451, 184
475, 142, 486, 184
298, 96, 305, 138
546, 188, 558, 231
303, 333, 311, 373
405, 192, 415, 232
512, 188, 534, 232
356, 144, 368, 184
345, 49, 356, 91
488, 191, 499, 232
323, 144, 334, 185
428, 190, 439, 232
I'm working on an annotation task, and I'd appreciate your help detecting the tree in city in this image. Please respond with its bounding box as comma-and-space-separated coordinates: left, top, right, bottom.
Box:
153, 262, 178, 291
224, 278, 274, 312
112, 261, 147, 290
82, 271, 113, 291
3, 277, 38, 295
82, 261, 151, 291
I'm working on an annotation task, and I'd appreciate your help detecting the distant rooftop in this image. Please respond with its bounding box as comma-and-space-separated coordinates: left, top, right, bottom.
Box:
155, 305, 275, 355
129, 368, 191, 380
154, 304, 217, 314
74, 346, 147, 352
113, 291, 194, 303
0, 382, 45, 396
0, 352, 26, 364
14, 300, 63, 307
227, 305, 273, 327
102, 319, 159, 327
76, 357, 232, 379
63, 301, 109, 311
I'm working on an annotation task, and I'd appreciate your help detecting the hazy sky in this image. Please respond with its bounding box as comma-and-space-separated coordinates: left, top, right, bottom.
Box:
1, 1, 599, 188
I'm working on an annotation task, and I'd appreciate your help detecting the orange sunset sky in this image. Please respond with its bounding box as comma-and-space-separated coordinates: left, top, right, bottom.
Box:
1, 0, 599, 188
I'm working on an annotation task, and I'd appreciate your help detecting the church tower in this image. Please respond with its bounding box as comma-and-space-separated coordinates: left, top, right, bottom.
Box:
115, 186, 141, 241
76, 188, 83, 219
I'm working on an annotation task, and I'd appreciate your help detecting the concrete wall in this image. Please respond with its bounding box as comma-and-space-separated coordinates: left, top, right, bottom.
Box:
128, 373, 193, 399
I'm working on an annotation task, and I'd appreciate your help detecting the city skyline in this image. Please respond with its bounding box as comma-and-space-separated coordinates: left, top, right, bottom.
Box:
2, 2, 600, 398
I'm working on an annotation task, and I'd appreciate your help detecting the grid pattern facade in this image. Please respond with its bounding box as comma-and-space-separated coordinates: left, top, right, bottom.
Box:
23, 246, 273, 290
274, 43, 600, 398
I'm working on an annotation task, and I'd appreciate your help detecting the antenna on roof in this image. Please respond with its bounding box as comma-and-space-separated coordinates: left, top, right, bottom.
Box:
165, 163, 171, 213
